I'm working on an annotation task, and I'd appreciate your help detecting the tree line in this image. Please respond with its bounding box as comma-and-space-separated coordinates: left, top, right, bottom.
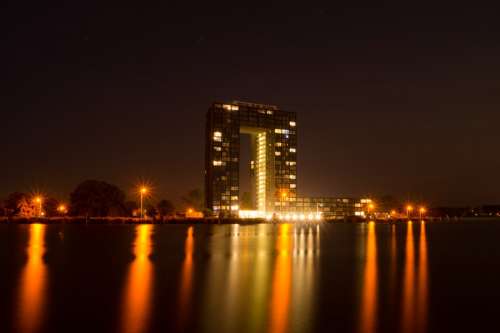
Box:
0, 180, 204, 218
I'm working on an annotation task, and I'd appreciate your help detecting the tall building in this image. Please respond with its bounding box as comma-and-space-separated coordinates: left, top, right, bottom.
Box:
205, 100, 368, 219
205, 101, 297, 217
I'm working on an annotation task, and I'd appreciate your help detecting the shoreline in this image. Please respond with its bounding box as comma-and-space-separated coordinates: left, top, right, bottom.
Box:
1, 216, 499, 224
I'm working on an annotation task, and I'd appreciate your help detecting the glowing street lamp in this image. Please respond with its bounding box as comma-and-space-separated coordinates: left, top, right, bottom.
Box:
406, 205, 413, 219
139, 186, 148, 219
419, 207, 426, 220
57, 204, 67, 215
33, 196, 43, 217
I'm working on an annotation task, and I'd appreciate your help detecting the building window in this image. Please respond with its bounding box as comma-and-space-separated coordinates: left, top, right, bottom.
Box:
213, 131, 222, 141
275, 151, 281, 156
289, 148, 296, 153
290, 121, 296, 127
213, 160, 222, 166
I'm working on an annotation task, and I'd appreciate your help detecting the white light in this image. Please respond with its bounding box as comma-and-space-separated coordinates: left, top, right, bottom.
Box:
289, 121, 296, 127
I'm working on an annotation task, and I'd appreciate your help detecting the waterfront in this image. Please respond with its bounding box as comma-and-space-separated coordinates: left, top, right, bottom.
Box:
2, 221, 500, 333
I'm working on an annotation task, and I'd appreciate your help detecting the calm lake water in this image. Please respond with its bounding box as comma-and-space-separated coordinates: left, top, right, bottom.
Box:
1, 221, 500, 333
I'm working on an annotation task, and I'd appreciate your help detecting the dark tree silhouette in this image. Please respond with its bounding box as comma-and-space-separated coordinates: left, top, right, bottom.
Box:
124, 201, 138, 217
181, 189, 203, 211
4, 192, 27, 216
44, 197, 60, 217
157, 199, 175, 217
145, 204, 158, 218
70, 180, 126, 217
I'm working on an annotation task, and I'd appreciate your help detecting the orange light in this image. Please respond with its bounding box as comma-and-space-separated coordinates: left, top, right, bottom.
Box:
406, 205, 413, 212
368, 203, 375, 210
34, 196, 42, 204
140, 187, 148, 194
187, 208, 193, 214
419, 207, 426, 213
390, 210, 396, 215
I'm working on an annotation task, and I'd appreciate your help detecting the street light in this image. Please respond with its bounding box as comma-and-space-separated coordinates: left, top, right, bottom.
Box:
33, 196, 43, 217
406, 205, 413, 219
57, 204, 67, 215
139, 186, 148, 219
419, 207, 426, 220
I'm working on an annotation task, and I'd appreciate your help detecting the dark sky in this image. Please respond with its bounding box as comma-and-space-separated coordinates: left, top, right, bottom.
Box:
2, 3, 500, 206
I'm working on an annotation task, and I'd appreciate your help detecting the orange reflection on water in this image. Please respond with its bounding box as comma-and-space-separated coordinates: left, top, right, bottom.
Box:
401, 220, 429, 333
178, 226, 194, 329
359, 222, 378, 333
121, 225, 154, 333
269, 224, 292, 333
401, 221, 415, 333
17, 224, 47, 333
416, 222, 428, 333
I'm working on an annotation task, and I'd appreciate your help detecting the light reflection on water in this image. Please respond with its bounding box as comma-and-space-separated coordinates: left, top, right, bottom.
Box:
359, 222, 378, 333
201, 223, 320, 333
8, 222, 431, 333
178, 226, 195, 330
17, 224, 47, 333
121, 225, 154, 333
400, 221, 429, 333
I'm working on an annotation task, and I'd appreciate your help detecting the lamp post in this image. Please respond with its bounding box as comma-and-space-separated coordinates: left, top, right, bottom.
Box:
367, 203, 375, 219
34, 196, 43, 217
58, 204, 67, 215
140, 187, 148, 219
419, 207, 426, 220
406, 205, 413, 219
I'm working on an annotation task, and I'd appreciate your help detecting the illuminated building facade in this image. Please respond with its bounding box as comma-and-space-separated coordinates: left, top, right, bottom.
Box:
205, 101, 369, 219
205, 101, 297, 217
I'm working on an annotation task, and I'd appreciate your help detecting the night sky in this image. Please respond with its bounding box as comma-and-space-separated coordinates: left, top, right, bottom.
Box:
3, 3, 500, 206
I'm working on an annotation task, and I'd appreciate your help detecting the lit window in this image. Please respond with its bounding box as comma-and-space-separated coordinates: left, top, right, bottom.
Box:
267, 110, 273, 115
213, 160, 222, 166
231, 105, 239, 111
275, 151, 281, 156
281, 129, 290, 134
290, 184, 296, 188
274, 129, 282, 134
275, 142, 282, 147
289, 175, 296, 179
213, 131, 222, 142
214, 146, 221, 151
289, 148, 296, 153
290, 121, 296, 127
231, 196, 238, 200
231, 204, 239, 210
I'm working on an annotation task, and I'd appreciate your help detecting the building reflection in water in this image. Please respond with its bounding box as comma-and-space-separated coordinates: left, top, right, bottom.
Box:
178, 226, 195, 329
121, 225, 154, 333
359, 222, 378, 333
17, 224, 47, 333
269, 224, 292, 333
202, 223, 319, 333
401, 221, 428, 333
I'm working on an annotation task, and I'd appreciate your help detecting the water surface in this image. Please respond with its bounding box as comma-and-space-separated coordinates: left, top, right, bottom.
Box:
1, 221, 500, 333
